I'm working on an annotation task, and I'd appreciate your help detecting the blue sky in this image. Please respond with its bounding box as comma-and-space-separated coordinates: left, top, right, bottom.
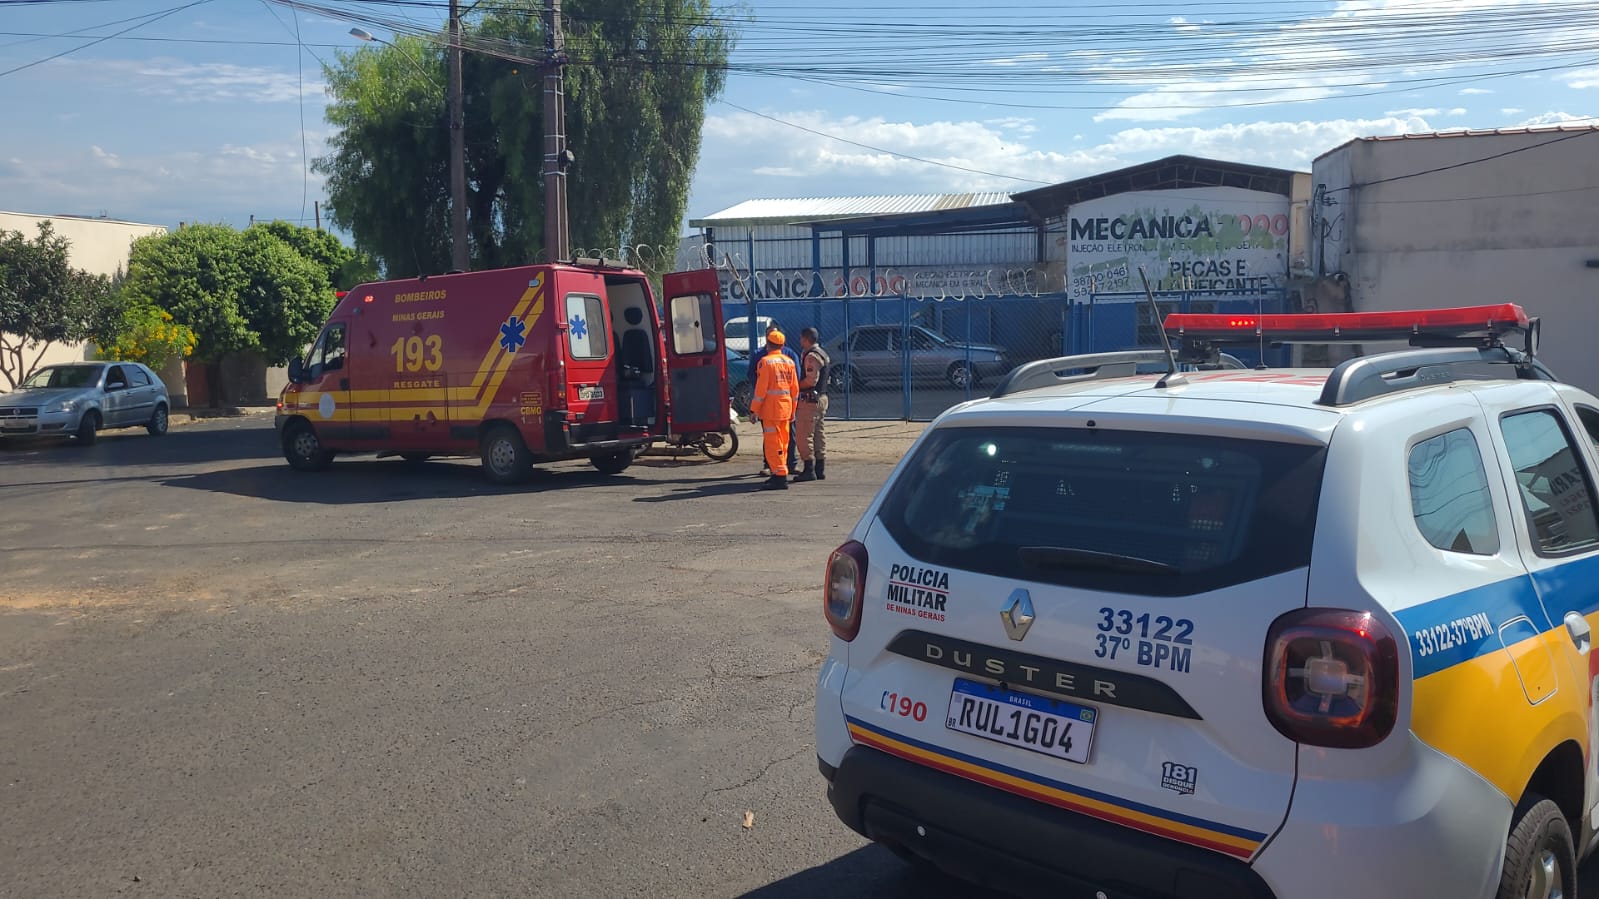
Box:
1, 0, 1595, 239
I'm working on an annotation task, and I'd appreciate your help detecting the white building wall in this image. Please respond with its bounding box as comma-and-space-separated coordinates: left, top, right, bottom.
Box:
0, 212, 167, 379
1312, 129, 1599, 391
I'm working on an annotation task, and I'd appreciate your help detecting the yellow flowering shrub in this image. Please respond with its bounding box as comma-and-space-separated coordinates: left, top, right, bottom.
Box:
102, 304, 197, 370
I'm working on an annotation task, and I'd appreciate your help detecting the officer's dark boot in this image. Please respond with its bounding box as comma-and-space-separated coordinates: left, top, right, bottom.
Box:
795, 461, 817, 483
762, 474, 790, 490
815, 459, 827, 481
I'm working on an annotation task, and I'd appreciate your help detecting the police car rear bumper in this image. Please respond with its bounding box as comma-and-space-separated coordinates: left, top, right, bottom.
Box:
823, 745, 1277, 899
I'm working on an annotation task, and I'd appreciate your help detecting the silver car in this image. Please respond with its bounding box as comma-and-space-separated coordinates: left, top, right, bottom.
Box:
0, 362, 170, 445
827, 324, 1008, 391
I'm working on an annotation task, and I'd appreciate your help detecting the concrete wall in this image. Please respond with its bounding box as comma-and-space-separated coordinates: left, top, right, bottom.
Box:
1312, 129, 1599, 391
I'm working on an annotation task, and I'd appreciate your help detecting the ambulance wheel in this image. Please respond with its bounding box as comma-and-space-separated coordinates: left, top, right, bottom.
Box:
282, 420, 333, 471
590, 450, 632, 475
1496, 794, 1574, 899
480, 425, 531, 484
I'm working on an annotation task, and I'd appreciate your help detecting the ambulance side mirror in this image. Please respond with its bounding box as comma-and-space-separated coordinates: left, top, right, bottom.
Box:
288, 358, 306, 383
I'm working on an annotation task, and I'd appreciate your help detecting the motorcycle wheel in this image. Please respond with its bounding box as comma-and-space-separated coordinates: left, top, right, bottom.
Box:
699, 429, 739, 462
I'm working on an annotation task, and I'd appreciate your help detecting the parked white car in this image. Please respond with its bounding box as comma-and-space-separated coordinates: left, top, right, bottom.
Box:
0, 362, 170, 445
723, 315, 782, 354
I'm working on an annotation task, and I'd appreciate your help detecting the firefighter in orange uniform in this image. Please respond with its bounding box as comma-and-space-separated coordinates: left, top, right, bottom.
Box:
750, 330, 799, 490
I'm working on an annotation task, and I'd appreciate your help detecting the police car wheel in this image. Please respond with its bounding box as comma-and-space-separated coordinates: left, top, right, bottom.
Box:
480, 425, 531, 484
1497, 795, 1575, 899
282, 420, 333, 471
591, 450, 632, 475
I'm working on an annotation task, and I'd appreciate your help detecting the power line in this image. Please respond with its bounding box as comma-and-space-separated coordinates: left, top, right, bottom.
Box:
0, 0, 213, 77
717, 100, 1052, 184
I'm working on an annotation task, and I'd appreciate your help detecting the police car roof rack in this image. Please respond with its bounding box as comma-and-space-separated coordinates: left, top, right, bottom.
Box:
1317, 345, 1557, 407
989, 350, 1184, 399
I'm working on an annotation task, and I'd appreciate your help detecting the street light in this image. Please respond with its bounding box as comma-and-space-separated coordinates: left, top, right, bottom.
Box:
348, 28, 435, 88
348, 25, 469, 272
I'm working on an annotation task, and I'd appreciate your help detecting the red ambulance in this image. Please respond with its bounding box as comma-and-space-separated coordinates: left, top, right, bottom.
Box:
274, 261, 729, 483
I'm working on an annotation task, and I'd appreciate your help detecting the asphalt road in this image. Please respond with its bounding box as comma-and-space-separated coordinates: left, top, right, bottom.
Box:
4, 418, 1597, 898
0, 418, 976, 899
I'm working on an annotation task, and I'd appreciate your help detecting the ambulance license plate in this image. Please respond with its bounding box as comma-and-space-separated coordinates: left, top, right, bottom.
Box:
945, 678, 1096, 764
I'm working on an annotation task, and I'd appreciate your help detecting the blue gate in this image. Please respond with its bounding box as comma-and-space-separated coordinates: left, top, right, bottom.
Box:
735, 288, 1290, 421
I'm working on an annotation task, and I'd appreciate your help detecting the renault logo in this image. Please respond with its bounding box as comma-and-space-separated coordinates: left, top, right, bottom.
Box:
1001, 589, 1035, 641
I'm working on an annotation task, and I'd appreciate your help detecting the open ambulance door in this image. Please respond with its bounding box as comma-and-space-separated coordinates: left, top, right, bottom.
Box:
661, 269, 730, 434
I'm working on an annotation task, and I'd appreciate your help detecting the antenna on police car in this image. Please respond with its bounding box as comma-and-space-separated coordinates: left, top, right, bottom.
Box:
1139, 266, 1186, 389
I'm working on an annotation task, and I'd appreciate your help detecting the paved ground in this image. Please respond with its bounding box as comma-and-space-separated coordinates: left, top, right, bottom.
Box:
4, 416, 1597, 898
0, 417, 980, 899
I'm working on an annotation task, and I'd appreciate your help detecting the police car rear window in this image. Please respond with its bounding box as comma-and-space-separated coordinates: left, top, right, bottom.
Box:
879, 426, 1326, 596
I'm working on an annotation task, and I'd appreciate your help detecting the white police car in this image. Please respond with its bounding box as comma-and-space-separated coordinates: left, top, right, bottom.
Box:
815, 304, 1599, 898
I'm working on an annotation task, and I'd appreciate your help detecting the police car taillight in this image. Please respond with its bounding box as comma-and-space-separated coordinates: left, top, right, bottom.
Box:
1264, 609, 1398, 749
824, 541, 868, 642
1164, 304, 1529, 343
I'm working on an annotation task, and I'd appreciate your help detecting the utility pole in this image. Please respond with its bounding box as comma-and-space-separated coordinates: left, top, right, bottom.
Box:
314, 200, 321, 231
448, 0, 469, 271
541, 0, 570, 263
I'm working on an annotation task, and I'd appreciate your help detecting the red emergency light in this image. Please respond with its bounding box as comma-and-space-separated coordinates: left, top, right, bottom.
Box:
1163, 304, 1530, 343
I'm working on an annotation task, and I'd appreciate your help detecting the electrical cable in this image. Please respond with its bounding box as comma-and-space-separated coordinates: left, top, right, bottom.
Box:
0, 0, 213, 76
717, 100, 1052, 184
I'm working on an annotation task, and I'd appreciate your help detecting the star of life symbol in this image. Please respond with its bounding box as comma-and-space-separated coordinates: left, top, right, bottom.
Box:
568, 313, 588, 340
500, 315, 527, 352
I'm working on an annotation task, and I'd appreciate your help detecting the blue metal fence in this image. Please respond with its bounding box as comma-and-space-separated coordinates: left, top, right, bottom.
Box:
737, 288, 1289, 421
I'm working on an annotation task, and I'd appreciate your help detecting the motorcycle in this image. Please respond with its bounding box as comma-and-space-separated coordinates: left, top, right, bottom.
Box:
636, 402, 741, 463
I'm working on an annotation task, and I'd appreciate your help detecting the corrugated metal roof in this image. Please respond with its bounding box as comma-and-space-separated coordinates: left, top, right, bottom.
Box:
1360, 123, 1599, 141
1315, 123, 1599, 160
690, 192, 1013, 227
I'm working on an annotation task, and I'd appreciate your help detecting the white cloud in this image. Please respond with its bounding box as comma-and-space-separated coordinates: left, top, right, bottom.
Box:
1094, 74, 1346, 123
1517, 111, 1599, 126
1460, 88, 1494, 95
1501, 107, 1524, 115
989, 52, 1048, 68
0, 137, 327, 228
688, 109, 1442, 218
1446, 107, 1468, 116
1386, 107, 1440, 116
1559, 67, 1599, 89
48, 57, 327, 104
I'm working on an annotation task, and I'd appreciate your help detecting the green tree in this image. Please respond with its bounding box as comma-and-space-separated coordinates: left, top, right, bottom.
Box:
121, 224, 336, 367
315, 0, 734, 276
0, 222, 121, 390
255, 220, 380, 289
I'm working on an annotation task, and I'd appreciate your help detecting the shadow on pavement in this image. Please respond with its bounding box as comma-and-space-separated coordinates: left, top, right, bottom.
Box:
0, 422, 278, 468
741, 846, 997, 899
157, 458, 754, 504
632, 479, 771, 502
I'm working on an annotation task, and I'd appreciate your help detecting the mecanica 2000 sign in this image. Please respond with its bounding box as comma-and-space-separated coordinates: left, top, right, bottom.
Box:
1059, 186, 1291, 300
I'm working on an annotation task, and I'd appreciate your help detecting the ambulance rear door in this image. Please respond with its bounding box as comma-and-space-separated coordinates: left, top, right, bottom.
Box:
555, 269, 620, 429
661, 269, 729, 434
